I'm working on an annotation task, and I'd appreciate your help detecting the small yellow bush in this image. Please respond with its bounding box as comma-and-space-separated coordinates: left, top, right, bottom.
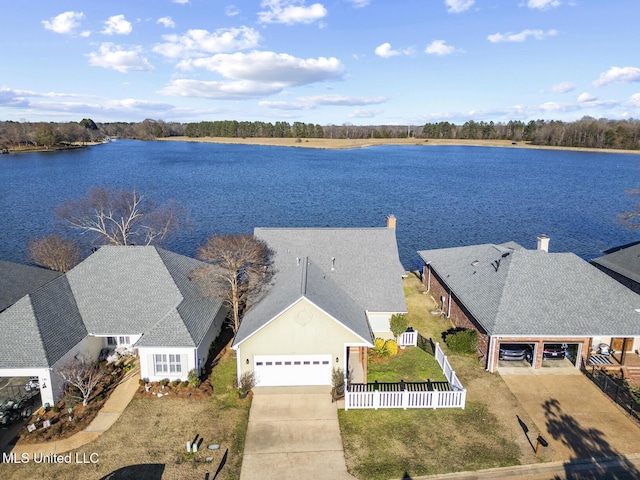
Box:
385, 339, 399, 357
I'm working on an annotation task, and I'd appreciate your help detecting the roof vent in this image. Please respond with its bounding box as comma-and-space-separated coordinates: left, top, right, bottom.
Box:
537, 235, 549, 252
331, 257, 336, 271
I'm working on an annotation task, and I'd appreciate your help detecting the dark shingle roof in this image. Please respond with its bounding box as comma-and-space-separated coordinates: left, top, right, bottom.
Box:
0, 261, 61, 312
419, 243, 640, 337
592, 241, 640, 285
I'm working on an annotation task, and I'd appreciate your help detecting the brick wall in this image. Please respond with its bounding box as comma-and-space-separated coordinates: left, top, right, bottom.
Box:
423, 265, 490, 362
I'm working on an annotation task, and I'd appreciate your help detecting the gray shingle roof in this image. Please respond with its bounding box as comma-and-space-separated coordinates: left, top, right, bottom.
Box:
419, 243, 640, 337
254, 227, 407, 312
0, 261, 61, 312
234, 258, 374, 346
592, 241, 640, 285
233, 227, 406, 346
0, 246, 226, 368
0, 276, 87, 369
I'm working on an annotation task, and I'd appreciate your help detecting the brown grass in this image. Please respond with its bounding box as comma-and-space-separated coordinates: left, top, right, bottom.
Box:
0, 351, 250, 480
158, 136, 640, 154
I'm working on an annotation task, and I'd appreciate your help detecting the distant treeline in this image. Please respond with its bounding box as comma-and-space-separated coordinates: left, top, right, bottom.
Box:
2, 116, 640, 151
422, 118, 640, 150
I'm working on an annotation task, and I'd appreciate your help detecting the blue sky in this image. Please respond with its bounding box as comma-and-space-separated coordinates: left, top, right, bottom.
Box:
2, 0, 640, 125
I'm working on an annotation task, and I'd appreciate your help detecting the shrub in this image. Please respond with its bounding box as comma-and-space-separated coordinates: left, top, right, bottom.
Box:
372, 338, 388, 357
138, 378, 146, 387
171, 380, 180, 388
238, 371, 256, 394
390, 313, 408, 339
385, 339, 399, 357
442, 327, 477, 354
188, 369, 201, 388
159, 378, 169, 387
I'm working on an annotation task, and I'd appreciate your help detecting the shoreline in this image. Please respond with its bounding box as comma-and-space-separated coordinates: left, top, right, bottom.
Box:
157, 136, 640, 154
1, 142, 102, 155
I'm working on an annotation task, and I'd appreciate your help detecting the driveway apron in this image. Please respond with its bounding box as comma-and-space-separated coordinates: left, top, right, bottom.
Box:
241, 386, 354, 480
501, 373, 640, 462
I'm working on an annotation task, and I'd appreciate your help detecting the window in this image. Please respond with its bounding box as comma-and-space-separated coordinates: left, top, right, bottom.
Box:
107, 337, 117, 346
119, 336, 131, 345
154, 354, 168, 374
169, 354, 182, 374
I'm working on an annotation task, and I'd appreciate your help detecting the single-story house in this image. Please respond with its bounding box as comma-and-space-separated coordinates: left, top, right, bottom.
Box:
0, 246, 226, 406
418, 235, 640, 373
591, 240, 640, 295
231, 216, 407, 387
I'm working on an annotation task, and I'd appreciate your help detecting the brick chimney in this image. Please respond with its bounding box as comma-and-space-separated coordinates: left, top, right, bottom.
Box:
386, 215, 397, 229
537, 235, 549, 252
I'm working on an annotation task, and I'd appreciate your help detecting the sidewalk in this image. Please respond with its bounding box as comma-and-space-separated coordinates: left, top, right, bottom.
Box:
9, 366, 140, 456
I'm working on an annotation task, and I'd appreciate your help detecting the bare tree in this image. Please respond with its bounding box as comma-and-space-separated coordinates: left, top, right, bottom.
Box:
196, 234, 273, 333
56, 354, 106, 406
55, 187, 187, 246
619, 188, 640, 230
28, 234, 81, 272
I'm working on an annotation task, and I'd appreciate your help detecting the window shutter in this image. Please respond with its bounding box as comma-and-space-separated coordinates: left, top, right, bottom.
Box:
148, 354, 155, 377
181, 354, 188, 377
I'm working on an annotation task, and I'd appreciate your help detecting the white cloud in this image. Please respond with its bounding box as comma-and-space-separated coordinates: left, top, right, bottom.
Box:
593, 66, 640, 87
226, 4, 241, 16
629, 94, 640, 108
425, 40, 456, 56
374, 42, 413, 58
550, 81, 574, 93
488, 29, 557, 43
577, 92, 596, 102
259, 100, 315, 110
87, 43, 154, 73
445, 0, 474, 13
154, 27, 261, 58
346, 0, 371, 7
102, 15, 133, 35
259, 94, 385, 110
42, 11, 84, 35
80, 30, 91, 38
0, 88, 30, 107
157, 17, 175, 29
298, 94, 386, 106
258, 0, 327, 25
159, 79, 283, 99
348, 108, 382, 118
527, 0, 561, 10
179, 51, 344, 86
173, 0, 190, 4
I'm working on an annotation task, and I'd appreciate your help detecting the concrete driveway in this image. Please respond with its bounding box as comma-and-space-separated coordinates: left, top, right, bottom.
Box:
241, 386, 354, 480
501, 372, 640, 462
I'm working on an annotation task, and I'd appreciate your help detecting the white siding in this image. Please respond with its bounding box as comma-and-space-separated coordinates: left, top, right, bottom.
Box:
367, 313, 393, 339
195, 308, 228, 375
138, 347, 196, 382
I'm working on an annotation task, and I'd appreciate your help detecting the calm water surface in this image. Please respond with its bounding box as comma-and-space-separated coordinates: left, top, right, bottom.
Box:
1, 140, 638, 269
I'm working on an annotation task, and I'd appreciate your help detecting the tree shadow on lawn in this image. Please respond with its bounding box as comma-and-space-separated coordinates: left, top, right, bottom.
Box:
543, 398, 640, 480
99, 463, 164, 479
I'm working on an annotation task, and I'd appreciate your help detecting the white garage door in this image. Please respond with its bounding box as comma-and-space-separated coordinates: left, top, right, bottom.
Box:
254, 355, 332, 387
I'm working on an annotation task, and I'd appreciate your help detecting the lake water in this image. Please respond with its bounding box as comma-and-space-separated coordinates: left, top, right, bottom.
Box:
1, 140, 638, 269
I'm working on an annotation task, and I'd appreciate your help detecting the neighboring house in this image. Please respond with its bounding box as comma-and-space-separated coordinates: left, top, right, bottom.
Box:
0, 260, 61, 312
591, 240, 640, 295
231, 216, 407, 387
418, 235, 640, 373
0, 246, 226, 406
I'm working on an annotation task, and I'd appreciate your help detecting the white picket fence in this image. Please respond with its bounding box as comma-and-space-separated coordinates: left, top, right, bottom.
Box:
344, 341, 466, 410
398, 330, 417, 347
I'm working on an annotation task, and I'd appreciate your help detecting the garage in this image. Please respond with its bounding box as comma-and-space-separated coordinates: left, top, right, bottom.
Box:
542, 342, 581, 367
254, 355, 332, 387
497, 342, 534, 367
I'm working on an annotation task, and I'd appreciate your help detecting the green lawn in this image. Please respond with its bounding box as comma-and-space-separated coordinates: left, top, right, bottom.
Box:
367, 346, 446, 383
338, 274, 529, 479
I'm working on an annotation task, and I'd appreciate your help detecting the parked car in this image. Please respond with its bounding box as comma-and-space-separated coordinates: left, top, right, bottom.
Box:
499, 344, 532, 362
0, 397, 32, 425
24, 378, 39, 392
543, 343, 566, 360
